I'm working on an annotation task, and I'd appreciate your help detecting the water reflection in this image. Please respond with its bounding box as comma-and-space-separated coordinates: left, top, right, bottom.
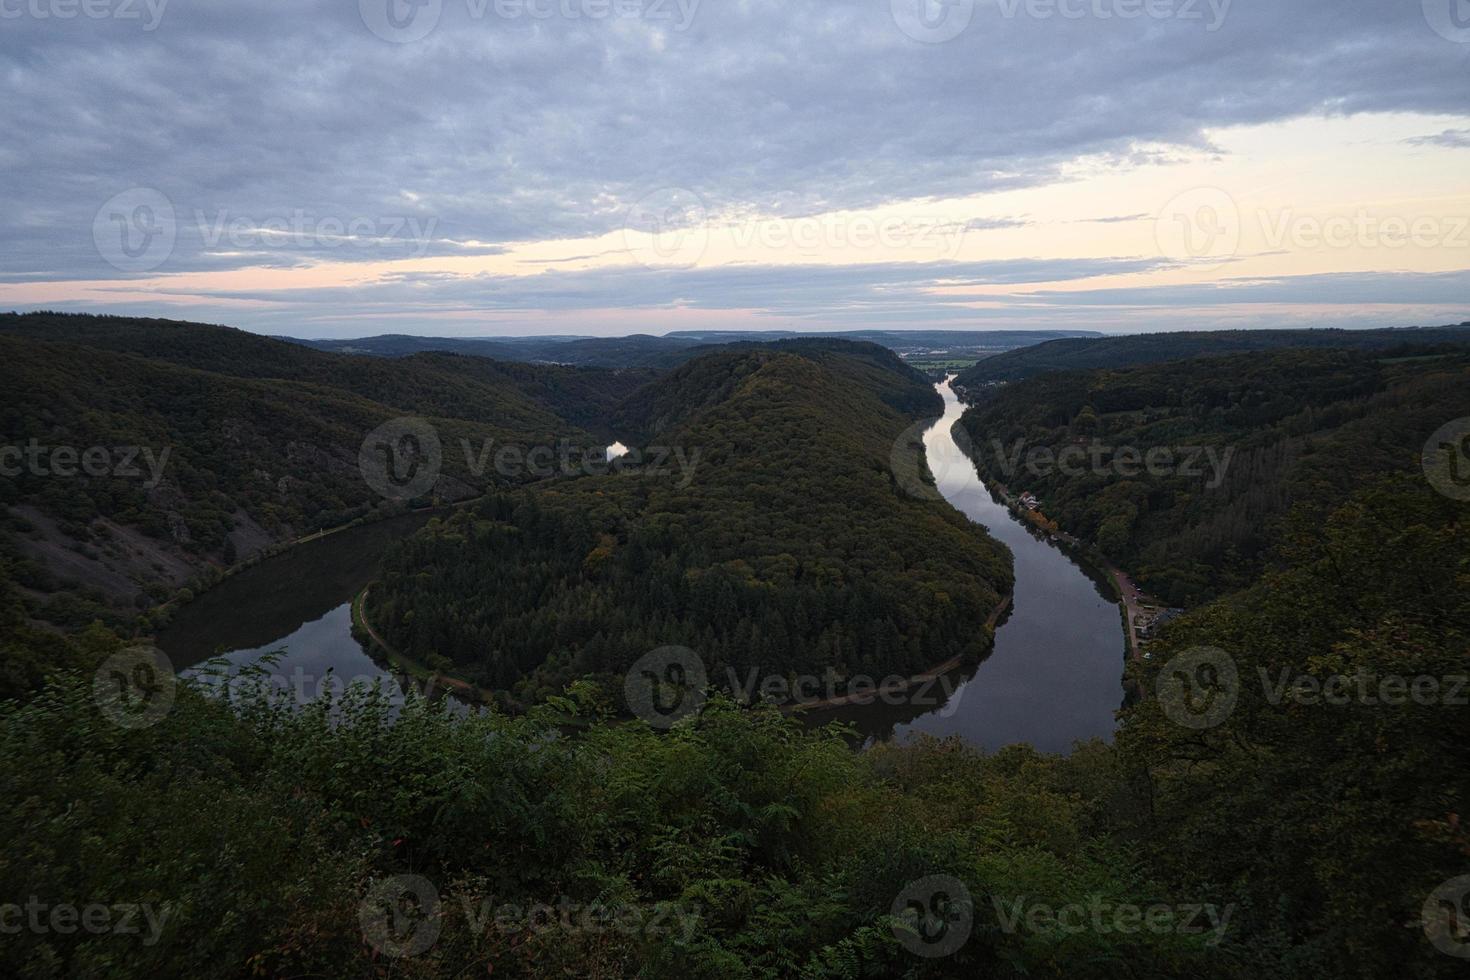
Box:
802, 380, 1126, 753
159, 511, 470, 715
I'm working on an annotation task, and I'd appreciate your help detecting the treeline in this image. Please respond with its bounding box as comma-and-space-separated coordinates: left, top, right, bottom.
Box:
958, 347, 1470, 604
954, 323, 1470, 385
371, 346, 1014, 703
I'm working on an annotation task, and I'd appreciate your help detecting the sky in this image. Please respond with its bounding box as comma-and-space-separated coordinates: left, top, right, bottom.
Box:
2, 0, 1468, 338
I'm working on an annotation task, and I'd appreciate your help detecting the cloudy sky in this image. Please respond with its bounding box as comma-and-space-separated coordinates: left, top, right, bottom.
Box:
3, 0, 1468, 337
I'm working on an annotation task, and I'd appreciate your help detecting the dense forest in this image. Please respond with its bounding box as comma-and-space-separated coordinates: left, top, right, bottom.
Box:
0, 314, 648, 632
958, 347, 1470, 604
1, 474, 1463, 978
369, 344, 1014, 705
954, 324, 1470, 386
1, 318, 1466, 977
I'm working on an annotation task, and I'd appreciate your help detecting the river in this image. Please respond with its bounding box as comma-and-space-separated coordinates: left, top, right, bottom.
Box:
803, 379, 1126, 752
159, 380, 1126, 750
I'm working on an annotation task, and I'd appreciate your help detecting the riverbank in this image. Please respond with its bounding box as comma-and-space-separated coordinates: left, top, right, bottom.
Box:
960, 450, 1155, 656
146, 497, 479, 636
351, 584, 496, 704
786, 592, 1012, 714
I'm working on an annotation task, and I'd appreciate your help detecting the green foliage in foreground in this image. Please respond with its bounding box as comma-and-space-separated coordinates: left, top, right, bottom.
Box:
0, 476, 1466, 978
2, 679, 1203, 979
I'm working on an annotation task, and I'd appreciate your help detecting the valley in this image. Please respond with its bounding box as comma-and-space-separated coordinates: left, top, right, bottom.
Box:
2, 315, 1466, 979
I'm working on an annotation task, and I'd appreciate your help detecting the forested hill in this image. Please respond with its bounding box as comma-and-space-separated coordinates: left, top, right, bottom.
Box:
0, 315, 649, 635
611, 338, 937, 442
370, 344, 1014, 706
0, 312, 654, 431
957, 346, 1470, 604
954, 323, 1470, 386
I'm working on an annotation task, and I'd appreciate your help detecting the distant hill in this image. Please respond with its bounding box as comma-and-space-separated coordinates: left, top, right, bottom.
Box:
294, 332, 705, 369
953, 324, 1470, 387
0, 312, 653, 432
292, 328, 1101, 369
665, 329, 1101, 350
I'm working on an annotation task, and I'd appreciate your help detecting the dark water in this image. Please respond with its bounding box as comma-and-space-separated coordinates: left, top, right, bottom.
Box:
157, 511, 434, 703
806, 381, 1126, 752
160, 388, 1126, 749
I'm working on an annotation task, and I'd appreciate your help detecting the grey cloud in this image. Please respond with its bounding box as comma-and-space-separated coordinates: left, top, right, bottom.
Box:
3, 0, 1469, 332
4, 0, 1468, 281
964, 217, 1033, 231
1016, 269, 1470, 306
1076, 213, 1150, 224
1406, 129, 1470, 148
